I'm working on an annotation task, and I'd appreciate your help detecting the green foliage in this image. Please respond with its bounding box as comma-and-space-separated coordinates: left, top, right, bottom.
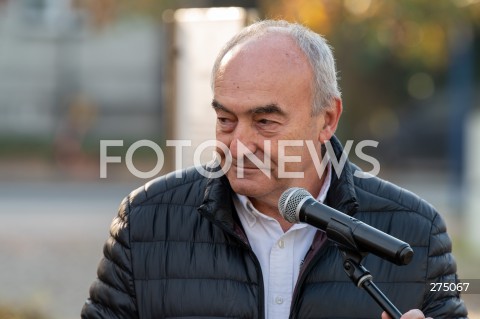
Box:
261, 0, 480, 159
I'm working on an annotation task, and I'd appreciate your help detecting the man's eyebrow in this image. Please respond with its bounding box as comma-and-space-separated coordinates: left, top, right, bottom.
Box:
212, 100, 286, 116
211, 100, 233, 114
251, 104, 285, 116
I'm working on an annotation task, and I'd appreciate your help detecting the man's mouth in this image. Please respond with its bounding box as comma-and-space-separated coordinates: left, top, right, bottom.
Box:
232, 163, 258, 170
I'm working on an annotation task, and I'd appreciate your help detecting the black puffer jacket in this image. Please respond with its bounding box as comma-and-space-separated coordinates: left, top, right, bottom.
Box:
81, 137, 468, 318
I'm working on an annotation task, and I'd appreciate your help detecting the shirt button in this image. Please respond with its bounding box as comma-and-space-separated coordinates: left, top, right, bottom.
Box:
278, 240, 285, 249
275, 296, 284, 304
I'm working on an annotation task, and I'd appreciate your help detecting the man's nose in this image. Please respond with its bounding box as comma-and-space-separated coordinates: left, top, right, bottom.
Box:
229, 123, 257, 159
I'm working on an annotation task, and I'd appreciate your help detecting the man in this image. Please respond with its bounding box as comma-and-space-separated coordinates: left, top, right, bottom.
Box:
82, 20, 468, 318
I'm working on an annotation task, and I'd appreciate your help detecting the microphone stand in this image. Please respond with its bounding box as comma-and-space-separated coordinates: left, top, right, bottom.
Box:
339, 248, 402, 319
325, 220, 404, 319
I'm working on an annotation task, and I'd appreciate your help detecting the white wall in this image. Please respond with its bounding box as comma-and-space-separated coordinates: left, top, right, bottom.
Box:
173, 7, 249, 167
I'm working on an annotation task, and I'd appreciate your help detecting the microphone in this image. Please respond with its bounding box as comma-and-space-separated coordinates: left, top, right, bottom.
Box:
278, 187, 413, 266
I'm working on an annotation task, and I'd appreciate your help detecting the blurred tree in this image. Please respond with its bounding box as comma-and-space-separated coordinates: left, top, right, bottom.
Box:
73, 0, 172, 29
261, 0, 479, 74
260, 0, 480, 169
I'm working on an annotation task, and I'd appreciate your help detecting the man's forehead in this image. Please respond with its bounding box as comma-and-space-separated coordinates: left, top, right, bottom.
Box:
219, 32, 307, 70
214, 38, 312, 98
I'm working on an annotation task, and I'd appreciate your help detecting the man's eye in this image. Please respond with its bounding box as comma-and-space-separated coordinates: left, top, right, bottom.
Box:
218, 117, 231, 124
257, 118, 275, 125
217, 117, 236, 129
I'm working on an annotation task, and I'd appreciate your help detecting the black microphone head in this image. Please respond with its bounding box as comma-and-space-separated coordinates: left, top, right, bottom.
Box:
278, 187, 312, 223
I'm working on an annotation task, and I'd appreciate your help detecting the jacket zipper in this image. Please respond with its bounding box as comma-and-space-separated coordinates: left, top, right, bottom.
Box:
289, 238, 333, 319
204, 216, 266, 319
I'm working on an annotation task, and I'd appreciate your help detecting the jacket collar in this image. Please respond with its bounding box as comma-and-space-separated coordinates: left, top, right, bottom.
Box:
197, 169, 238, 231
325, 135, 359, 216
198, 135, 359, 231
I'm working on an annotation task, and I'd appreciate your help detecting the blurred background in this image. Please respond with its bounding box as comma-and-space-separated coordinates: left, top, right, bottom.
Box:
0, 0, 479, 318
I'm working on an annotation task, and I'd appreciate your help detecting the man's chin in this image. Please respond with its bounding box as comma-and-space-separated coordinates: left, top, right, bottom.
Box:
226, 173, 267, 197
229, 184, 259, 198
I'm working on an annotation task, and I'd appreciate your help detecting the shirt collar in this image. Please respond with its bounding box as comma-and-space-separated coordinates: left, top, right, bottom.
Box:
234, 162, 332, 228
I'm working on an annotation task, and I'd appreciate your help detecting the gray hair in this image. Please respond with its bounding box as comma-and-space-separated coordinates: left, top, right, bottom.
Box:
210, 20, 341, 115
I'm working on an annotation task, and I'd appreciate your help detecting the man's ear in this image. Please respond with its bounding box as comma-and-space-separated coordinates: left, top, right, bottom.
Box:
318, 98, 342, 142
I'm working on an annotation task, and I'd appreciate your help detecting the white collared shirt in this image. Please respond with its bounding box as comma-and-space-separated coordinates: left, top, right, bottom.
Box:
233, 164, 332, 319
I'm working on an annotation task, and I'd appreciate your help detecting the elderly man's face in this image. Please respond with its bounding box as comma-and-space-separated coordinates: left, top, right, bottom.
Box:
213, 33, 337, 206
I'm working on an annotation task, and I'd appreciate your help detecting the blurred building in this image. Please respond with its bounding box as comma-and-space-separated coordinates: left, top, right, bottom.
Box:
0, 0, 163, 139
